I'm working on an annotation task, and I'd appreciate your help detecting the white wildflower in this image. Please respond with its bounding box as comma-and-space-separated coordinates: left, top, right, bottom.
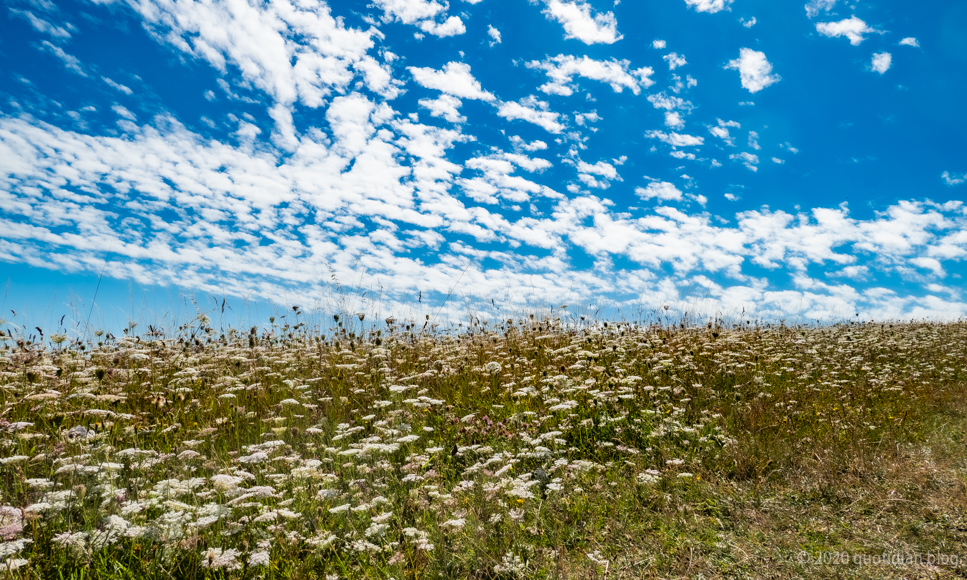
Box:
201, 547, 242, 571
306, 532, 337, 548
24, 478, 54, 491
0, 539, 31, 558
484, 361, 502, 373
350, 539, 380, 553
90, 515, 130, 549
177, 450, 202, 461
372, 511, 394, 524
209, 474, 244, 493
493, 551, 527, 576
237, 451, 269, 464
440, 518, 466, 531
637, 469, 661, 485
587, 550, 609, 571
24, 502, 53, 515
53, 531, 88, 556
248, 550, 271, 567
365, 522, 389, 537
3, 558, 28, 571
0, 507, 22, 527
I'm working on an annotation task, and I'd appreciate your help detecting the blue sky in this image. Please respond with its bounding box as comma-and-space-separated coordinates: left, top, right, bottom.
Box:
1, 0, 966, 331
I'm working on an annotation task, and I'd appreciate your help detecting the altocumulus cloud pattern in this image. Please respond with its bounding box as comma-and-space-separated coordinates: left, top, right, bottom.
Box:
1, 0, 966, 320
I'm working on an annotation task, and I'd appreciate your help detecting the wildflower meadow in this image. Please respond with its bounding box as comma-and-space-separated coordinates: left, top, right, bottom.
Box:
1, 313, 966, 578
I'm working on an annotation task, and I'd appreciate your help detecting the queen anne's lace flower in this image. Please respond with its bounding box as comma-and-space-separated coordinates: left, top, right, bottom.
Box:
201, 548, 242, 571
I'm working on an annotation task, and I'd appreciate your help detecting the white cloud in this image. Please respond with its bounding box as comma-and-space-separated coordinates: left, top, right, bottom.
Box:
636, 181, 683, 201
121, 0, 393, 148
419, 94, 466, 123
830, 265, 869, 279
419, 16, 466, 37
488, 25, 501, 45
910, 256, 945, 276
39, 41, 87, 76
461, 152, 557, 203
772, 157, 785, 164
236, 120, 262, 141
373, 0, 466, 36
708, 119, 740, 146
6, 3, 967, 322
540, 0, 622, 45
577, 161, 618, 179
816, 16, 881, 45
373, 0, 446, 23
899, 37, 920, 47
664, 112, 685, 129
508, 153, 553, 172
527, 55, 654, 96
645, 130, 704, 147
112, 105, 136, 120
942, 171, 966, 186
647, 92, 692, 112
2, 113, 966, 320
804, 0, 836, 18
497, 97, 565, 133
748, 130, 760, 150
408, 62, 496, 101
725, 48, 780, 93
574, 160, 619, 189
102, 77, 134, 95
10, 9, 72, 39
652, 39, 666, 49
663, 53, 687, 70
740, 16, 756, 28
510, 136, 548, 151
871, 52, 892, 74
708, 126, 732, 145
730, 151, 759, 171
683, 0, 733, 14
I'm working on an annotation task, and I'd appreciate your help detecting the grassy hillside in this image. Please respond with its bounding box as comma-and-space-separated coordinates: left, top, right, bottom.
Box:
1, 317, 966, 578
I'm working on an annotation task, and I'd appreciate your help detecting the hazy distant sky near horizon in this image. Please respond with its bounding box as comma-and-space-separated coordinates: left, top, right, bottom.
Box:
1, 0, 967, 327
